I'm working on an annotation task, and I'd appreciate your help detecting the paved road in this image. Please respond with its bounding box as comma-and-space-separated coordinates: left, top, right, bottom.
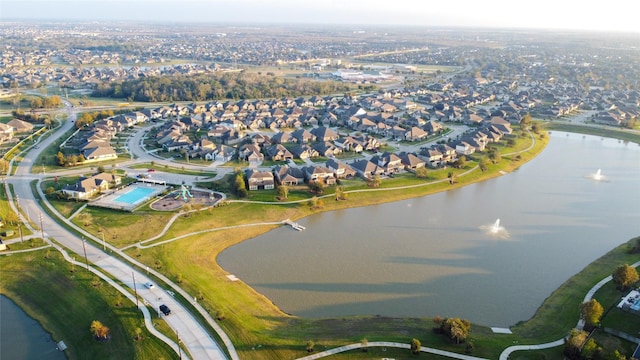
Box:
6, 104, 229, 360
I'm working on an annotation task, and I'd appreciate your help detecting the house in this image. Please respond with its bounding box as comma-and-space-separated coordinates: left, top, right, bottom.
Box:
455, 141, 476, 156
0, 122, 14, 142
371, 152, 404, 174
334, 136, 364, 153
423, 120, 444, 135
271, 131, 296, 144
303, 165, 336, 185
265, 144, 294, 161
291, 128, 316, 143
82, 143, 118, 161
290, 144, 319, 159
310, 126, 339, 142
326, 158, 356, 179
61, 172, 121, 200
7, 118, 34, 133
238, 143, 264, 162
163, 135, 193, 152
312, 141, 342, 157
404, 126, 429, 141
210, 144, 236, 162
245, 169, 275, 190
273, 165, 304, 186
399, 152, 426, 171
420, 147, 443, 167
349, 159, 384, 179
207, 125, 236, 143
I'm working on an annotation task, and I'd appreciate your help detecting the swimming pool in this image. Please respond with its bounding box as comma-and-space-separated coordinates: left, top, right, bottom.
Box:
114, 187, 156, 205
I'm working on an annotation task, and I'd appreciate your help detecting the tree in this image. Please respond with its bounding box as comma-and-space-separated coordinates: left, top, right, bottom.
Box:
520, 113, 533, 129
442, 317, 471, 343
564, 328, 588, 358
368, 174, 381, 188
488, 151, 501, 164
56, 151, 66, 166
90, 320, 110, 341
115, 293, 123, 307
361, 338, 368, 352
306, 340, 315, 353
479, 157, 489, 172
612, 264, 639, 291
410, 338, 421, 355
415, 166, 427, 178
448, 171, 456, 184
0, 158, 9, 175
454, 155, 466, 168
134, 327, 143, 341
309, 180, 324, 194
5, 212, 18, 225
276, 184, 289, 200
580, 299, 604, 328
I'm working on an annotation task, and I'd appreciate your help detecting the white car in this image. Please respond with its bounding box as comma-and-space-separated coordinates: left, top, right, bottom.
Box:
144, 282, 155, 289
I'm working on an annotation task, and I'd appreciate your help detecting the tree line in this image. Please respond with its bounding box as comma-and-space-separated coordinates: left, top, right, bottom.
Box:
92, 72, 352, 102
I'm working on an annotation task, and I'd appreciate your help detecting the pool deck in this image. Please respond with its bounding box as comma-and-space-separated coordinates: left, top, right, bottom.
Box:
90, 183, 168, 211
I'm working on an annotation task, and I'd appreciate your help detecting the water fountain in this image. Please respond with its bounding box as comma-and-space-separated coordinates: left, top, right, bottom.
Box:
480, 218, 509, 239
587, 169, 608, 182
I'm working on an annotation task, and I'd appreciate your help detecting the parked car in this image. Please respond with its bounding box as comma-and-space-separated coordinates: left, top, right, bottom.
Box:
159, 304, 171, 316
144, 282, 155, 289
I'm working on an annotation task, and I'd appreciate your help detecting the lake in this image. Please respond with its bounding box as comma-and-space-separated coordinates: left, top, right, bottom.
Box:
0, 295, 67, 360
218, 132, 640, 327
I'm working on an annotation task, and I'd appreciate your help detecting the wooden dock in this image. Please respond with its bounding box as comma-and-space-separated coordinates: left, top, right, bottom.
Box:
283, 219, 306, 231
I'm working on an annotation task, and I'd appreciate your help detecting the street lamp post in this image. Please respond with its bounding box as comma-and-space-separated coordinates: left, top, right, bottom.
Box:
176, 330, 182, 359
132, 272, 139, 307
39, 213, 46, 244
81, 237, 89, 270
100, 231, 105, 251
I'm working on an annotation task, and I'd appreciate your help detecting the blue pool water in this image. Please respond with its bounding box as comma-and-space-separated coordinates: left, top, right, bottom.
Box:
114, 187, 156, 205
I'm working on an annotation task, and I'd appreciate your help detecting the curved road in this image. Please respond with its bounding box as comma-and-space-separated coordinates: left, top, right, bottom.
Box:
7, 105, 229, 359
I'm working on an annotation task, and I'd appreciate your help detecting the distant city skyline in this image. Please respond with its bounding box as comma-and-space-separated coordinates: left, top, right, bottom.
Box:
2, 0, 639, 33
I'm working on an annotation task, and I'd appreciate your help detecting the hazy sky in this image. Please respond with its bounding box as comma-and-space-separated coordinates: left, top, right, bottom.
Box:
2, 0, 639, 33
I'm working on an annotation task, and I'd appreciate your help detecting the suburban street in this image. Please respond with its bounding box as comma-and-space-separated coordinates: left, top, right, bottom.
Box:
6, 103, 230, 360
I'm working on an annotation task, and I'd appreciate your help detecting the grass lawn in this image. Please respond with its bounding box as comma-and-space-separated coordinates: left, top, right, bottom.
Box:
0, 250, 178, 360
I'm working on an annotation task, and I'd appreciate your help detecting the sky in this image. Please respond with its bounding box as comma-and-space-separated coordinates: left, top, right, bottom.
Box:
2, 0, 639, 33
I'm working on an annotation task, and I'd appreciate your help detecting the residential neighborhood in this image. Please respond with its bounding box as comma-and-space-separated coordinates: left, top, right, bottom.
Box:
1, 18, 639, 360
